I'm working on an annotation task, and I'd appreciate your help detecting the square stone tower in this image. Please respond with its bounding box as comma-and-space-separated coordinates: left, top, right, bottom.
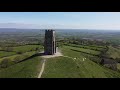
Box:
44, 30, 56, 55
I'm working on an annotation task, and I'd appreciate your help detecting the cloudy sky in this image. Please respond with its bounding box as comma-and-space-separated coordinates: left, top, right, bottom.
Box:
0, 12, 120, 30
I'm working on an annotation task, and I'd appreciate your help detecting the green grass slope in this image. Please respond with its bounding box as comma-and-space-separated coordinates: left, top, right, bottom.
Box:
13, 45, 43, 53
66, 44, 105, 51
0, 56, 42, 78
0, 51, 36, 63
62, 46, 100, 55
106, 46, 120, 59
0, 51, 16, 58
42, 46, 120, 78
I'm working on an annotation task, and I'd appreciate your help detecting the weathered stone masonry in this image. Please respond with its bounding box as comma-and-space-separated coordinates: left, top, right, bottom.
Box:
44, 30, 56, 55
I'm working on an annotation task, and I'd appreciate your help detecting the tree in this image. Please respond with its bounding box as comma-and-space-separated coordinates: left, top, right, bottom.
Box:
1, 46, 6, 51
6, 47, 13, 52
0, 58, 10, 68
115, 58, 120, 63
35, 47, 39, 51
100, 59, 104, 65
17, 51, 23, 54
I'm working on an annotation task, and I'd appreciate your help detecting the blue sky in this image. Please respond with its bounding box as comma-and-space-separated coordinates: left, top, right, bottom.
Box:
0, 12, 120, 30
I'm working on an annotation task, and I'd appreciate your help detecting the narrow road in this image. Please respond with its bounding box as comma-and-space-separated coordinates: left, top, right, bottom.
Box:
38, 59, 46, 78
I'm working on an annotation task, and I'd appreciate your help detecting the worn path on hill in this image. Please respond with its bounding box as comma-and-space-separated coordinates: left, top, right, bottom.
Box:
38, 59, 46, 78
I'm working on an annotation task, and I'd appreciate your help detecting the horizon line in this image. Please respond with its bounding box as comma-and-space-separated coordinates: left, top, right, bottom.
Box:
0, 28, 120, 31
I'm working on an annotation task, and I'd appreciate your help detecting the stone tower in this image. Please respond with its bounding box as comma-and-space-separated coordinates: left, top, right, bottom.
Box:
44, 30, 56, 55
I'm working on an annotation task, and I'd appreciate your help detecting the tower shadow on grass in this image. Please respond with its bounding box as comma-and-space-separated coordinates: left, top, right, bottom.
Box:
18, 52, 45, 63
0, 52, 47, 69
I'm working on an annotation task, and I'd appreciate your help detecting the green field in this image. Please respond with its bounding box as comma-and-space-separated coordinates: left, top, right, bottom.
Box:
61, 45, 102, 63
62, 45, 100, 56
0, 56, 42, 78
66, 44, 105, 51
0, 45, 120, 78
0, 51, 16, 58
0, 44, 43, 74
42, 46, 120, 78
0, 51, 36, 63
106, 46, 120, 59
13, 45, 43, 53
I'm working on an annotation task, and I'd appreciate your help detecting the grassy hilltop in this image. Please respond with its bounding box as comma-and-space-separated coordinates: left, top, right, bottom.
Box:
42, 45, 120, 78
0, 44, 120, 78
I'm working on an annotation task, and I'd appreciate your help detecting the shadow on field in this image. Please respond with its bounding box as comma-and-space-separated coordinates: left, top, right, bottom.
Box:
18, 52, 45, 63
0, 52, 46, 69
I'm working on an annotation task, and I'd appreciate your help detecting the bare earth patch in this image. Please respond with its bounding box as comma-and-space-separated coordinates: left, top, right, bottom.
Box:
40, 51, 63, 58
39, 48, 63, 58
